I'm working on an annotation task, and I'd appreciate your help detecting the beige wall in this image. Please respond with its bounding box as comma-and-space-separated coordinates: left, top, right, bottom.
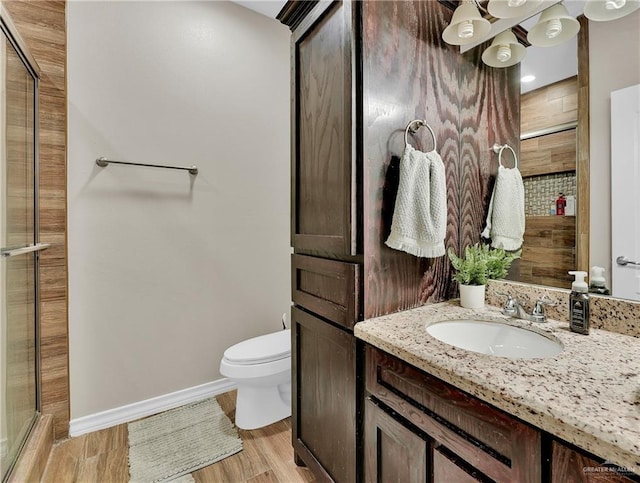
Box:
67, 1, 290, 419
589, 10, 640, 278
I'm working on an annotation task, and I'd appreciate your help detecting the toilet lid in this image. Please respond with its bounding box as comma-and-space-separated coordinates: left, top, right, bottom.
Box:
223, 329, 291, 365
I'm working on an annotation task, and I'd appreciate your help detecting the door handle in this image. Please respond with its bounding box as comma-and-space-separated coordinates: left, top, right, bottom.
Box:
616, 256, 640, 267
1, 243, 50, 258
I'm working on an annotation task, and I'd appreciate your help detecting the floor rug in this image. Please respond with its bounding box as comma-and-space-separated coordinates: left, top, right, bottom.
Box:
128, 397, 243, 482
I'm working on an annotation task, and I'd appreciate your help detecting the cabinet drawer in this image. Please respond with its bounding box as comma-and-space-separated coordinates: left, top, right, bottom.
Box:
366, 346, 541, 483
291, 254, 360, 330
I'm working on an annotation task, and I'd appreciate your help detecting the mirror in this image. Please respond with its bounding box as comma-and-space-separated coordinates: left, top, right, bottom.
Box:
472, 2, 639, 301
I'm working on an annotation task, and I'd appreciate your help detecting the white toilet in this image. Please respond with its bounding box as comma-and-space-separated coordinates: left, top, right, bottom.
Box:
219, 329, 291, 430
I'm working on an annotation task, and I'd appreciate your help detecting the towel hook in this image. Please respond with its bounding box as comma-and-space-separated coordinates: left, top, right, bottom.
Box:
492, 143, 518, 169
404, 120, 437, 152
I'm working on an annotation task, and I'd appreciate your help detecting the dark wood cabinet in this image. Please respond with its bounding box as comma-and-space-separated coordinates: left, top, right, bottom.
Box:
291, 254, 360, 331
291, 307, 357, 482
365, 345, 542, 483
279, 0, 522, 480
364, 345, 640, 483
283, 1, 362, 481
291, 0, 357, 257
551, 440, 639, 483
364, 398, 429, 483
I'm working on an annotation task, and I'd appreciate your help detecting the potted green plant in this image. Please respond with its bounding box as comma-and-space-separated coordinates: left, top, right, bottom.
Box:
447, 243, 521, 309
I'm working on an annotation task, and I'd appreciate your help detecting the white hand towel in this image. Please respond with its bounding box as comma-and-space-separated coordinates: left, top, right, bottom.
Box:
385, 144, 447, 258
481, 164, 525, 250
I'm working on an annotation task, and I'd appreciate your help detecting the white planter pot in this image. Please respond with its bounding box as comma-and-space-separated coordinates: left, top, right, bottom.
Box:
459, 284, 486, 309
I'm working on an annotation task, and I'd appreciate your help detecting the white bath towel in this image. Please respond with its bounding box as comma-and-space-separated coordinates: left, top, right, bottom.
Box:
385, 144, 447, 258
481, 164, 525, 250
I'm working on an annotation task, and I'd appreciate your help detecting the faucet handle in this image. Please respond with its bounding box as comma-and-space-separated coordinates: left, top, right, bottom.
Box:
497, 292, 517, 316
531, 295, 555, 322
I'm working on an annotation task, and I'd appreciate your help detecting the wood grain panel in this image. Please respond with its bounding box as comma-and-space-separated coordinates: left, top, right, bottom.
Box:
364, 398, 428, 483
521, 77, 578, 134
458, 40, 520, 270
7, 414, 53, 483
433, 447, 485, 483
366, 346, 542, 483
292, 307, 356, 483
294, 0, 355, 256
520, 129, 576, 177
291, 254, 361, 330
362, 0, 461, 317
4, 0, 69, 440
520, 216, 576, 288
576, 16, 590, 273
551, 440, 636, 483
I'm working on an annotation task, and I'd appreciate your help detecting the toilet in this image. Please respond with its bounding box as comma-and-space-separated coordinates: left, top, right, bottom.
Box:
219, 329, 291, 430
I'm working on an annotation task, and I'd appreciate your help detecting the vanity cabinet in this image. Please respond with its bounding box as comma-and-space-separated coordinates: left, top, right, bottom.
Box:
364, 345, 542, 482
550, 441, 638, 483
364, 344, 640, 483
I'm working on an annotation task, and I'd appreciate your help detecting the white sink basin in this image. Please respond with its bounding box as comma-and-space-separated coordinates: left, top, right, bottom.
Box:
426, 319, 563, 359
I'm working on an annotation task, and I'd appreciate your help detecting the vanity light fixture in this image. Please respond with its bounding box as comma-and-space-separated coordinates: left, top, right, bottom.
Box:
487, 0, 544, 18
583, 0, 640, 21
481, 29, 526, 67
527, 2, 580, 47
442, 0, 492, 46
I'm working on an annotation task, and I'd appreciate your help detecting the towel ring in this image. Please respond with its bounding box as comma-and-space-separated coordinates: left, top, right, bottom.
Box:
404, 120, 437, 152
492, 143, 518, 169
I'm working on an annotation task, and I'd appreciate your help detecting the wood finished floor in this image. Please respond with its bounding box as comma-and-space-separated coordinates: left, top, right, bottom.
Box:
42, 391, 316, 482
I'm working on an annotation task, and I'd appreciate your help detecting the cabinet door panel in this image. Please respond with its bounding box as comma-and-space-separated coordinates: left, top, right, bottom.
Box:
364, 398, 428, 483
293, 0, 356, 256
433, 448, 488, 483
291, 307, 356, 482
366, 346, 541, 483
551, 441, 637, 483
291, 254, 360, 330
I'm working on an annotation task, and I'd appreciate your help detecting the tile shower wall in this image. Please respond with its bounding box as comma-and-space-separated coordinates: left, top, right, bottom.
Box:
4, 0, 69, 440
524, 172, 576, 216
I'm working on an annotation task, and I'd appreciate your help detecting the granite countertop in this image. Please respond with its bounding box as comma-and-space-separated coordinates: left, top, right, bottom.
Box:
354, 301, 640, 475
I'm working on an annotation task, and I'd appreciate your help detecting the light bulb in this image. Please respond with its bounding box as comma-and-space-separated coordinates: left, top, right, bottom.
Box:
545, 18, 562, 39
508, 0, 528, 7
605, 0, 626, 9
496, 45, 512, 62
458, 19, 474, 39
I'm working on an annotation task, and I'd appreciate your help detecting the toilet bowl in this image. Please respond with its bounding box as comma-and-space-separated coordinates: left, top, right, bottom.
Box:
219, 329, 291, 430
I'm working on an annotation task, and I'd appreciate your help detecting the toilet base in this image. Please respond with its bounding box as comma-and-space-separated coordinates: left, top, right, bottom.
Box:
234, 381, 291, 430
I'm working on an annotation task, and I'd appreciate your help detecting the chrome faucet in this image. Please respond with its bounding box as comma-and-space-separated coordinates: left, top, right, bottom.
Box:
498, 293, 555, 323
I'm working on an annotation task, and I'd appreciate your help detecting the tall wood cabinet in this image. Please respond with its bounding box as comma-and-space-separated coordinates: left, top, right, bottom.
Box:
278, 1, 520, 481
284, 2, 362, 481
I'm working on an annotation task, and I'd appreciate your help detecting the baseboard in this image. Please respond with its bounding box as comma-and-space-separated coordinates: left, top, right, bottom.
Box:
69, 378, 237, 437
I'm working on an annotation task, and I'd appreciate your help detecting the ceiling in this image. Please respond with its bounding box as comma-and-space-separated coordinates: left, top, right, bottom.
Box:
232, 1, 286, 19
232, 0, 582, 93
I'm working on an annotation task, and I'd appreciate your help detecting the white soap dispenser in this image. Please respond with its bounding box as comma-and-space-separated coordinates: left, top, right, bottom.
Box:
588, 266, 610, 295
568, 270, 589, 335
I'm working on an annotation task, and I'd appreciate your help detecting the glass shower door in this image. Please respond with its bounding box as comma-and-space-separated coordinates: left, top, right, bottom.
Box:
0, 8, 42, 480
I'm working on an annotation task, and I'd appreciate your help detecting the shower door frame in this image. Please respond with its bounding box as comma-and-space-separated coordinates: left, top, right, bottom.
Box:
0, 4, 43, 481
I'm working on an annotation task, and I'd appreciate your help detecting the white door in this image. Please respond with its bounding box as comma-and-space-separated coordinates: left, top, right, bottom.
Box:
611, 84, 640, 301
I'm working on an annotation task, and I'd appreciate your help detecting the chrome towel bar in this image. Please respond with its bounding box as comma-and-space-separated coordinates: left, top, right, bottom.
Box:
96, 157, 198, 175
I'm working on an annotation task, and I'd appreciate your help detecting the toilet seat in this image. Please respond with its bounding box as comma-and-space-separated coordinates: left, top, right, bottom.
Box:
223, 329, 290, 365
